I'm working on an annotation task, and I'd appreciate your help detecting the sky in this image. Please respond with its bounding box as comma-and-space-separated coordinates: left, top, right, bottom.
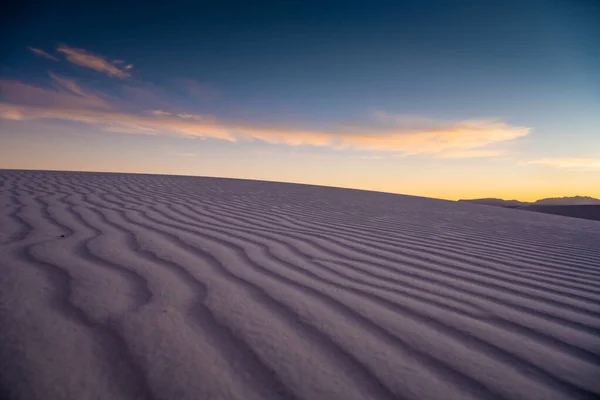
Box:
1, 0, 599, 201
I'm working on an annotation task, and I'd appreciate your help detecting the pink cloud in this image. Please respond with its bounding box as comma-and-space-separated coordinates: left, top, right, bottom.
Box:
151, 110, 172, 116
28, 47, 59, 61
0, 107, 26, 120
0, 80, 110, 110
56, 45, 132, 78
47, 72, 110, 107
0, 79, 530, 158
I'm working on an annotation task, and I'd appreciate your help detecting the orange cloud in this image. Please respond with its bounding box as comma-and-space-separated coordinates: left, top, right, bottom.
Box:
336, 120, 528, 156
28, 47, 59, 61
57, 45, 132, 78
0, 79, 531, 157
0, 107, 25, 121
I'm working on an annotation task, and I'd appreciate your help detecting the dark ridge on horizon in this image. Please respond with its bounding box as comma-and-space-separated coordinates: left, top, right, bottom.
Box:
459, 196, 600, 207
459, 196, 600, 222
521, 205, 600, 222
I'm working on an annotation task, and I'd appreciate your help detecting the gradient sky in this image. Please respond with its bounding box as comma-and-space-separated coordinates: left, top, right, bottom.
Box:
1, 0, 599, 200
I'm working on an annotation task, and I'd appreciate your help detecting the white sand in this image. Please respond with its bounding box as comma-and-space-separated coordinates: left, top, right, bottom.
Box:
0, 170, 598, 400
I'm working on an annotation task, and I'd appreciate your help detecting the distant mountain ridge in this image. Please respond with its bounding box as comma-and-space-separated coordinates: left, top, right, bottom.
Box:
532, 196, 600, 206
458, 196, 600, 222
459, 196, 600, 207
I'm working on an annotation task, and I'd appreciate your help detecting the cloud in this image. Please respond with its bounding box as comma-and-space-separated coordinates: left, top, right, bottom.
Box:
0, 107, 25, 120
0, 79, 110, 110
47, 73, 110, 107
56, 45, 132, 78
528, 158, 600, 170
335, 119, 528, 156
28, 47, 59, 61
0, 79, 530, 157
49, 72, 87, 96
151, 110, 172, 116
176, 113, 214, 121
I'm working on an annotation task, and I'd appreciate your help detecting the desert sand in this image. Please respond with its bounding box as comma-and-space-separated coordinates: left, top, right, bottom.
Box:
1, 170, 599, 400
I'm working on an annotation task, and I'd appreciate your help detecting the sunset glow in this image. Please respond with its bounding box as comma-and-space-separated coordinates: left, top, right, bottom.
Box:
2, 1, 599, 200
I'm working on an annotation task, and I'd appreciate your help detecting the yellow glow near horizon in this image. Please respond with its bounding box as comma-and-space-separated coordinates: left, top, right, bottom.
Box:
1, 119, 598, 203
2, 159, 597, 203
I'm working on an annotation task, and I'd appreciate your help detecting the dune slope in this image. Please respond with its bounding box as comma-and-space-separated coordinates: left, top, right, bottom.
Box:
1, 170, 599, 400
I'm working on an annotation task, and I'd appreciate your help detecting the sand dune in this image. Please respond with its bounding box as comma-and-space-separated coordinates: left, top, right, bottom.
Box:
1, 170, 599, 400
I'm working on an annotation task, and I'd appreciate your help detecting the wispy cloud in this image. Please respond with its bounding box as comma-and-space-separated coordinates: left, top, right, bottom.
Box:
28, 47, 59, 61
56, 45, 132, 78
528, 158, 600, 170
0, 79, 110, 111
0, 107, 25, 121
0, 79, 530, 157
335, 119, 528, 156
47, 72, 110, 107
151, 110, 172, 116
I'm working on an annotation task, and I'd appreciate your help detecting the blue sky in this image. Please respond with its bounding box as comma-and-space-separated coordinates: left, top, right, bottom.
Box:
1, 0, 599, 199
